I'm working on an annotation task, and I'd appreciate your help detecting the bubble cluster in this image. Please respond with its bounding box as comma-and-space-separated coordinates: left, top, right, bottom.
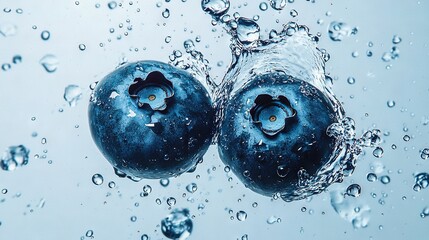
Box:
413, 172, 429, 192
1, 145, 30, 171
328, 21, 357, 41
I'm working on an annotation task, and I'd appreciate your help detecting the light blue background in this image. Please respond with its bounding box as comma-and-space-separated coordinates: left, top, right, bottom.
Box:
0, 0, 428, 239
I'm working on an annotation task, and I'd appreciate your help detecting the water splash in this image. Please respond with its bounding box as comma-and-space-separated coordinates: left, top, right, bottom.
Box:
330, 190, 371, 229
169, 39, 218, 99
198, 5, 381, 201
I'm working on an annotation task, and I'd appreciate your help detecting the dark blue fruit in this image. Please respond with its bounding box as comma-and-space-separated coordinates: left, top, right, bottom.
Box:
89, 61, 215, 179
218, 73, 338, 197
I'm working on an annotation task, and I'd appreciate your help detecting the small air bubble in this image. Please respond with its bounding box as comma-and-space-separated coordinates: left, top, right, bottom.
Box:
41, 31, 50, 40
108, 1, 117, 9
373, 147, 384, 158
162, 9, 170, 18
78, 44, 86, 51
403, 135, 410, 142
92, 173, 104, 185
345, 184, 361, 197
387, 100, 395, 108
259, 2, 268, 11
347, 77, 356, 84
85, 230, 93, 237
367, 173, 378, 182
380, 175, 390, 184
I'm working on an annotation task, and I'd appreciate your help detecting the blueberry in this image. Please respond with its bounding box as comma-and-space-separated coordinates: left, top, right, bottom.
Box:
218, 73, 338, 197
89, 61, 215, 179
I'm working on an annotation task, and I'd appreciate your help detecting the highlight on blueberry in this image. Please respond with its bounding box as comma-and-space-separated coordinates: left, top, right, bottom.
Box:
88, 60, 215, 180
218, 72, 339, 199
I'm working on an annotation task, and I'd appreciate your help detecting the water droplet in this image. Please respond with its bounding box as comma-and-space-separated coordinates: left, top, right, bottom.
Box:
39, 54, 59, 73
236, 210, 247, 221
259, 2, 268, 11
201, 0, 230, 18
161, 208, 193, 239
143, 185, 152, 194
387, 100, 395, 108
92, 174, 104, 185
141, 234, 149, 240
1, 145, 30, 171
165, 36, 172, 43
421, 148, 429, 160
236, 17, 260, 45
345, 184, 361, 197
267, 216, 280, 224
403, 135, 410, 142
16, 8, 23, 14
78, 44, 86, 51
421, 207, 429, 218
269, 0, 286, 10
186, 183, 198, 193
130, 216, 137, 222
372, 147, 384, 158
108, 1, 117, 9
367, 173, 378, 182
108, 181, 116, 188
392, 35, 402, 44
160, 178, 170, 187
347, 77, 356, 84
64, 85, 83, 107
0, 23, 17, 37
41, 30, 50, 40
328, 21, 356, 41
85, 230, 93, 237
11, 55, 22, 64
167, 197, 176, 206
162, 8, 170, 18
1, 63, 11, 71
380, 175, 390, 184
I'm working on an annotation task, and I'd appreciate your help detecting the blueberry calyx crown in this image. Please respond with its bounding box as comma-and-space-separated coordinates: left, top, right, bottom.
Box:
128, 71, 174, 111
250, 94, 296, 136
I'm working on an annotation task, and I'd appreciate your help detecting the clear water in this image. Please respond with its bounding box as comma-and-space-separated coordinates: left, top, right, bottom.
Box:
1, 0, 428, 239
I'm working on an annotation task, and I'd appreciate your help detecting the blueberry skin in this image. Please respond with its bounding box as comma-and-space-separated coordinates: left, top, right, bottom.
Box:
218, 73, 338, 197
89, 60, 215, 179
